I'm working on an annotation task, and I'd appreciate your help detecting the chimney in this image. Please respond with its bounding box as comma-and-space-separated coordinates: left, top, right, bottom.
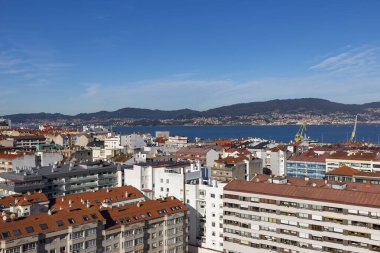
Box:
48, 209, 52, 215
304, 177, 309, 181
125, 191, 129, 198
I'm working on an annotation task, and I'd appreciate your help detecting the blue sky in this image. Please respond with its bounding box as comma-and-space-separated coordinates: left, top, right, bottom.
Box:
0, 0, 380, 115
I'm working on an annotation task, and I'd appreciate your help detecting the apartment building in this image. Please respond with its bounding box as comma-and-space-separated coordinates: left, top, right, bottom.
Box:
0, 119, 11, 130
0, 196, 188, 253
326, 150, 380, 172
326, 165, 380, 184
211, 155, 262, 181
177, 146, 220, 167
187, 180, 226, 253
286, 150, 329, 179
124, 161, 201, 201
223, 175, 380, 253
11, 135, 46, 148
0, 152, 36, 172
0, 161, 125, 198
102, 196, 189, 253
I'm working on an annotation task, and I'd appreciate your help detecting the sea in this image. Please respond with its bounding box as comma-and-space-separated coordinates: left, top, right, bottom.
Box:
114, 124, 380, 144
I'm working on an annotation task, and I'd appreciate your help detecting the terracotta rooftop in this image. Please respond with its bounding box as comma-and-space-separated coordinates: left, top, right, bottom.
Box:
102, 196, 187, 230
288, 150, 329, 163
225, 175, 380, 208
327, 166, 380, 178
52, 185, 144, 209
177, 146, 215, 155
0, 207, 104, 241
216, 155, 249, 164
326, 166, 361, 176
0, 192, 48, 208
12, 135, 46, 140
327, 150, 380, 161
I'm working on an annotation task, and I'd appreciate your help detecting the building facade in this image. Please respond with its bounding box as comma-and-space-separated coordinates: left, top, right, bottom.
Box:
0, 196, 188, 253
223, 175, 380, 253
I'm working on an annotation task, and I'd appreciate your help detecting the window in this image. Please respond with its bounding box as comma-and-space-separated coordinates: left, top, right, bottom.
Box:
2, 231, 10, 238
86, 228, 97, 236
82, 215, 89, 221
68, 218, 75, 224
90, 213, 98, 219
85, 239, 96, 248
72, 242, 83, 251
72, 231, 84, 239
211, 194, 215, 198
5, 248, 20, 253
22, 243, 36, 251
135, 237, 143, 245
40, 223, 48, 230
125, 240, 134, 248
25, 226, 34, 233
13, 229, 21, 236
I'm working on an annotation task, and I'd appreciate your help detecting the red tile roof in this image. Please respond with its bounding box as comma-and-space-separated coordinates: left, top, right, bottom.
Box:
327, 151, 380, 161
216, 155, 249, 164
102, 197, 187, 230
225, 175, 380, 208
0, 192, 48, 208
288, 150, 329, 163
0, 207, 104, 241
52, 185, 144, 209
326, 166, 360, 176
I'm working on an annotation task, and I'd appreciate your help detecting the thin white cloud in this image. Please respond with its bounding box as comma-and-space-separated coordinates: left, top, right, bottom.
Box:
0, 48, 72, 86
310, 46, 380, 73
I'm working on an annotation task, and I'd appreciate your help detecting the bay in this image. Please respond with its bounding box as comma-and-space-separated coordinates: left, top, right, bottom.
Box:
114, 124, 380, 144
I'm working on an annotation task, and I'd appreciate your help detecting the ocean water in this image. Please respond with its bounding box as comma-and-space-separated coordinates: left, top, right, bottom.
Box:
114, 124, 380, 144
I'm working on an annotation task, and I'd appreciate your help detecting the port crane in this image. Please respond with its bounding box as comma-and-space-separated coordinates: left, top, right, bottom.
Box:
295, 123, 307, 142
349, 115, 358, 142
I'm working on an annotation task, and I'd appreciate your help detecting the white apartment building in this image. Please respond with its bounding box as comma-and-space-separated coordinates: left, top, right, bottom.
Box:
124, 161, 201, 202
187, 180, 226, 253
124, 161, 223, 252
223, 175, 380, 253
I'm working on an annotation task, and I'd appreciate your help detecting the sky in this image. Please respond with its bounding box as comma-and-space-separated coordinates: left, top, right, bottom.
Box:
0, 0, 380, 115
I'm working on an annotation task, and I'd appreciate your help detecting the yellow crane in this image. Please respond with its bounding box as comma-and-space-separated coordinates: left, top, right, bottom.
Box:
349, 115, 358, 142
295, 123, 307, 142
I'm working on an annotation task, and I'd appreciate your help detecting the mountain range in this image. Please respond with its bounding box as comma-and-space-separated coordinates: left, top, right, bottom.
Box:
2, 98, 380, 124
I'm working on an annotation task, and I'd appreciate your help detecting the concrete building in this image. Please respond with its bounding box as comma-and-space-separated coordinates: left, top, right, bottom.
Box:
11, 135, 46, 148
166, 136, 188, 146
211, 155, 263, 182
0, 119, 11, 130
120, 133, 146, 152
124, 161, 201, 202
0, 196, 188, 253
0, 152, 36, 172
187, 180, 226, 253
177, 146, 220, 168
223, 175, 380, 252
326, 150, 380, 172
326, 165, 380, 184
156, 131, 170, 138
0, 161, 125, 199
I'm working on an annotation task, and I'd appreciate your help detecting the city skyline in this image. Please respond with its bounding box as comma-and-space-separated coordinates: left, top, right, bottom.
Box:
1, 0, 380, 114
